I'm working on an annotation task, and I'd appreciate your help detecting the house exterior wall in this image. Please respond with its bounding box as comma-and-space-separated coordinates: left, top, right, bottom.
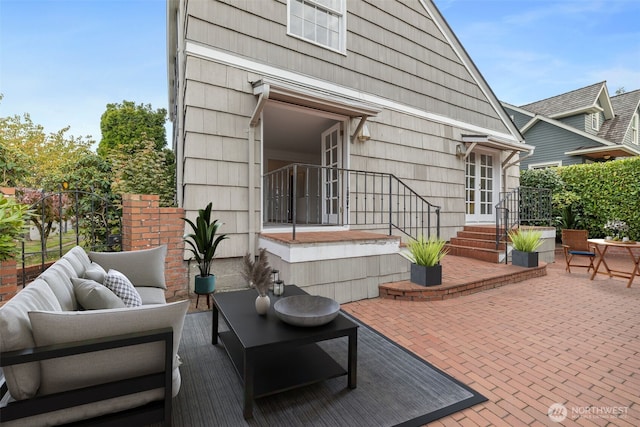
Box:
558, 114, 587, 133
508, 109, 532, 129
185, 0, 509, 135
518, 121, 586, 168
170, 0, 526, 289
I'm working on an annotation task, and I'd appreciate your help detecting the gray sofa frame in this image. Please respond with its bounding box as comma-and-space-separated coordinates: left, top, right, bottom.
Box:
0, 327, 173, 426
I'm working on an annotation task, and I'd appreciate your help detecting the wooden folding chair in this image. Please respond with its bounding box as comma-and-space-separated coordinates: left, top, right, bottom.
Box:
562, 229, 595, 273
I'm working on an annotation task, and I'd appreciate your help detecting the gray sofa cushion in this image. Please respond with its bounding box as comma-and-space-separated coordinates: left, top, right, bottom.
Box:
136, 286, 167, 305
39, 259, 79, 311
71, 277, 126, 310
61, 246, 93, 277
29, 300, 189, 397
83, 262, 107, 283
0, 279, 62, 400
89, 245, 167, 289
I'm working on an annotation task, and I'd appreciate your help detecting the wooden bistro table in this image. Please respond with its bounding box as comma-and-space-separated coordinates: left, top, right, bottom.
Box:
588, 238, 640, 288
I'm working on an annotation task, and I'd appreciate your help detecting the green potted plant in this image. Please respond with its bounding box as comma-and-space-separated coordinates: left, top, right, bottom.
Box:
405, 235, 448, 286
0, 194, 31, 262
183, 202, 228, 294
508, 227, 543, 268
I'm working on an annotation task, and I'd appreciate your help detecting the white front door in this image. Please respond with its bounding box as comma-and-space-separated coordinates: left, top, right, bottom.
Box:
465, 150, 499, 223
321, 123, 342, 224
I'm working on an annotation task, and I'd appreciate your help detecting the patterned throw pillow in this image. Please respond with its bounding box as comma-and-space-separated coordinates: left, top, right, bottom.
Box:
103, 269, 142, 308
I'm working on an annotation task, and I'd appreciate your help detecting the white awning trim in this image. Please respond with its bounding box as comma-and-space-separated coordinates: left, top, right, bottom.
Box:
253, 78, 381, 118
461, 135, 535, 153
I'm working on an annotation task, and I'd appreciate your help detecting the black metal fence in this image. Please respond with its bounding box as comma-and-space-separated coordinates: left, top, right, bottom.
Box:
18, 187, 121, 285
495, 186, 553, 262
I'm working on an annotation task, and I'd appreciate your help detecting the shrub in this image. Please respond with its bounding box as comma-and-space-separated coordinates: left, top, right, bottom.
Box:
508, 228, 543, 252
406, 235, 448, 267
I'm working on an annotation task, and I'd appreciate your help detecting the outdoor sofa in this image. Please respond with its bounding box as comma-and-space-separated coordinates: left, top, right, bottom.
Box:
0, 245, 189, 426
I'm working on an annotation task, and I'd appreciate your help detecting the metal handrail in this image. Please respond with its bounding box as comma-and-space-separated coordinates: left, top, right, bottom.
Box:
263, 163, 440, 241
495, 186, 553, 263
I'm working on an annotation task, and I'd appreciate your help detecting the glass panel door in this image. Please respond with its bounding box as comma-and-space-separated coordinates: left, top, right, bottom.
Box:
321, 123, 341, 224
465, 150, 498, 223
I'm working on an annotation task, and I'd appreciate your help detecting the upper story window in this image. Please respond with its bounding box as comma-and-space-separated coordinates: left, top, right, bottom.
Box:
632, 113, 639, 145
591, 112, 599, 131
288, 0, 346, 54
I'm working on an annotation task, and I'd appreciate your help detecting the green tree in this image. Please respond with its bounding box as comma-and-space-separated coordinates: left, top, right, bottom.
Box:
0, 111, 93, 189
97, 101, 167, 157
110, 139, 176, 207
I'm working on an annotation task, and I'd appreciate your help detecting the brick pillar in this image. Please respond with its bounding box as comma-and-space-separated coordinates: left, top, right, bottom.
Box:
121, 194, 188, 300
0, 260, 18, 306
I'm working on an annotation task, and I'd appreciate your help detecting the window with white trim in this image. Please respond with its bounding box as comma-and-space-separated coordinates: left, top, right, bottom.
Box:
632, 113, 639, 145
591, 112, 599, 130
288, 0, 346, 53
528, 161, 562, 170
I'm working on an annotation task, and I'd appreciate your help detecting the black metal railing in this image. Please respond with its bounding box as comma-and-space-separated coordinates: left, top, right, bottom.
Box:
263, 163, 440, 241
18, 187, 122, 286
495, 186, 552, 263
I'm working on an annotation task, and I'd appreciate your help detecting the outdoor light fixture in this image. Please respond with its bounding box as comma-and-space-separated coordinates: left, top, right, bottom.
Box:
455, 143, 467, 158
357, 124, 371, 142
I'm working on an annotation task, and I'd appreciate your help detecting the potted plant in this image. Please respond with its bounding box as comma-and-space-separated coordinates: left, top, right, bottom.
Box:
405, 235, 448, 286
183, 202, 228, 294
508, 227, 542, 268
240, 248, 273, 315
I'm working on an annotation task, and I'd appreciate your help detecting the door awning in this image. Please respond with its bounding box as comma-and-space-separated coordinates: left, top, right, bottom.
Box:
251, 78, 381, 126
461, 134, 535, 169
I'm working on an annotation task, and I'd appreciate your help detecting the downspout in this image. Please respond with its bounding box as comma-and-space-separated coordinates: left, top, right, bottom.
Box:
248, 85, 270, 257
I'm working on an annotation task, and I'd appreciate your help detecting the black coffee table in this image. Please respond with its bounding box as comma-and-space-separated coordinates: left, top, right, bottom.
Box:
211, 285, 358, 419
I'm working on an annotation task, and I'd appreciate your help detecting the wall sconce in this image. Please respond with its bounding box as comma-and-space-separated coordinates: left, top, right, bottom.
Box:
357, 124, 371, 142
603, 155, 611, 160
455, 143, 467, 158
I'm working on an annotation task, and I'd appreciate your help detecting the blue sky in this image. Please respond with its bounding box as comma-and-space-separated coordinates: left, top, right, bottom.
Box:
1, 0, 639, 145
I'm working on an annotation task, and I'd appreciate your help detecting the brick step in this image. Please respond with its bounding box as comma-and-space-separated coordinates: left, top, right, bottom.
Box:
445, 244, 503, 263
462, 225, 506, 234
449, 237, 506, 251
379, 263, 547, 301
456, 230, 499, 241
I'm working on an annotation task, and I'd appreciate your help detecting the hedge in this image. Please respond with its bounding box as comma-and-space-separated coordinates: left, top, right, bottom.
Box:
521, 157, 640, 240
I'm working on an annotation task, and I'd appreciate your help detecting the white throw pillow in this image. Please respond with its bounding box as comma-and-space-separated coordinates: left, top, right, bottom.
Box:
71, 277, 126, 310
103, 269, 142, 308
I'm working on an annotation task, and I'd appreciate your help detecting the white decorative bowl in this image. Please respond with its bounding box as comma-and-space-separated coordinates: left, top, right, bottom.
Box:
273, 295, 340, 327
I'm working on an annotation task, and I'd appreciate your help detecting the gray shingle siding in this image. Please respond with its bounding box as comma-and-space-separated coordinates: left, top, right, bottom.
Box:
504, 107, 530, 129
519, 121, 588, 168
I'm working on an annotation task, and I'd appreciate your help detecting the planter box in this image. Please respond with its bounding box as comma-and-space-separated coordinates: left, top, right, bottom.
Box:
410, 263, 442, 287
512, 250, 538, 268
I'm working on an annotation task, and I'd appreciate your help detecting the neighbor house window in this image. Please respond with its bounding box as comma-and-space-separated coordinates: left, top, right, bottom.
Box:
632, 113, 639, 145
528, 161, 562, 170
591, 112, 599, 130
288, 0, 346, 53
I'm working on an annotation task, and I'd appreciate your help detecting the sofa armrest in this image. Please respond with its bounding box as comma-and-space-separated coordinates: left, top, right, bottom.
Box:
0, 328, 173, 425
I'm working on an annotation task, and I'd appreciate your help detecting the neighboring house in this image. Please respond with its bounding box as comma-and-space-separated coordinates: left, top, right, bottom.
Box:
502, 82, 640, 169
166, 0, 533, 297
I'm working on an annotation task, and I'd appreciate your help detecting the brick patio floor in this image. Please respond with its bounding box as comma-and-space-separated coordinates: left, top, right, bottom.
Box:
342, 250, 640, 426
187, 247, 639, 425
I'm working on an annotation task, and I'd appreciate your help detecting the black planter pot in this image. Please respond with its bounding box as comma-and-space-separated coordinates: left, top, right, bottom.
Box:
512, 250, 538, 268
410, 263, 442, 286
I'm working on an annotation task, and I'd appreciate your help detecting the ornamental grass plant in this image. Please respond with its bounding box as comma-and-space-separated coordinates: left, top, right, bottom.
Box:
406, 235, 448, 267
508, 227, 543, 252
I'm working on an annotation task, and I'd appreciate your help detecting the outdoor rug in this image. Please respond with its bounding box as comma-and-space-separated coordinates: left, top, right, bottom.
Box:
171, 310, 486, 426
